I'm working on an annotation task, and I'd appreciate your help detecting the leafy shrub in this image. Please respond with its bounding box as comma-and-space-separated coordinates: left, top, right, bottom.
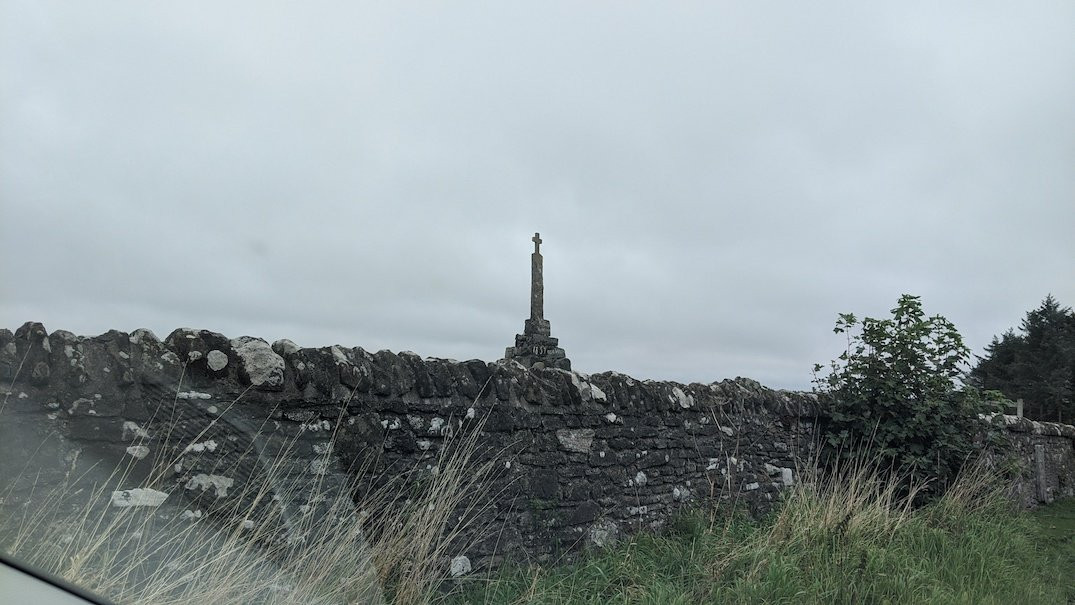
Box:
812, 294, 1004, 496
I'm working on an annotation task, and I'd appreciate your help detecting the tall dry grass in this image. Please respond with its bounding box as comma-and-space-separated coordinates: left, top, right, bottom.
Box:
449, 452, 1069, 604
0, 366, 504, 605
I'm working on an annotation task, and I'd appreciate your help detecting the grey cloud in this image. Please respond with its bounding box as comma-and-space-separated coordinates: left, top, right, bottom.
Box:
3, 2, 1073, 391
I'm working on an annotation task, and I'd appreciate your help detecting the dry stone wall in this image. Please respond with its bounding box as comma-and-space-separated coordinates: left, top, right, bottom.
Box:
1, 322, 1073, 574
994, 415, 1075, 507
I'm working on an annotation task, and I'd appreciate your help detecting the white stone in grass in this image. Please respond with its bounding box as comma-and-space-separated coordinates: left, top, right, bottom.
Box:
111, 488, 168, 508
449, 555, 472, 578
781, 468, 794, 486
588, 519, 620, 548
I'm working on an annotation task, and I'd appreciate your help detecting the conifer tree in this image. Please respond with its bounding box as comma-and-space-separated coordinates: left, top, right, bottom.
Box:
969, 295, 1075, 422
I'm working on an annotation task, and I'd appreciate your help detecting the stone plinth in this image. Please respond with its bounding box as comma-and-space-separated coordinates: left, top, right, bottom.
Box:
504, 331, 570, 371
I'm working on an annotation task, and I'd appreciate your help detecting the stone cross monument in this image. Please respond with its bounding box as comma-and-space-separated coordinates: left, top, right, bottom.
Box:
503, 232, 571, 370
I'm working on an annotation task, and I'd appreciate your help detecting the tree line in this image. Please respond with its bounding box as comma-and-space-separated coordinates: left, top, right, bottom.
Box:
968, 294, 1075, 423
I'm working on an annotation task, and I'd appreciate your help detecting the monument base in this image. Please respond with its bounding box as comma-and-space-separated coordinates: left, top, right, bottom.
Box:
504, 329, 571, 371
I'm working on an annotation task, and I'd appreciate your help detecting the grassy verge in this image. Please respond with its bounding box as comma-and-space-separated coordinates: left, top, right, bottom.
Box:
447, 463, 1074, 605
1030, 496, 1075, 603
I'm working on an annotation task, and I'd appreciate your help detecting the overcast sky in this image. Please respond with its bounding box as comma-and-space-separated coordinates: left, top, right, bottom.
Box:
2, 2, 1073, 390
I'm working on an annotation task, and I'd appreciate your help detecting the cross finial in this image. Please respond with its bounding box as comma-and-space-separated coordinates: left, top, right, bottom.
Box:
532, 232, 542, 253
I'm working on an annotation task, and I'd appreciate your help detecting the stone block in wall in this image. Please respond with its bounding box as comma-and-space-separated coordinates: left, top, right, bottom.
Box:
562, 480, 591, 501
445, 363, 478, 400
492, 365, 516, 401
12, 322, 52, 386
229, 337, 285, 391
566, 500, 601, 525
469, 360, 501, 400
337, 355, 373, 393
0, 328, 16, 381
46, 329, 85, 387
529, 468, 559, 500
541, 415, 565, 430
374, 349, 414, 396
399, 352, 436, 398
588, 449, 615, 467
164, 329, 234, 387
479, 406, 514, 432
129, 329, 184, 389
422, 358, 457, 398
67, 417, 127, 441
93, 330, 138, 387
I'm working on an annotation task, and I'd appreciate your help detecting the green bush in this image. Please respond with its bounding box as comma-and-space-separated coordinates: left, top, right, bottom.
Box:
812, 294, 1004, 496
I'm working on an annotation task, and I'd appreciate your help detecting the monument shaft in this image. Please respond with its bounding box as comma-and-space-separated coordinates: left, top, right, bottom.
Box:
531, 238, 543, 320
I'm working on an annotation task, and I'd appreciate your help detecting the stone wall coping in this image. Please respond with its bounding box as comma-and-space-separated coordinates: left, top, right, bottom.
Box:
996, 413, 1075, 439
1, 322, 823, 418
10, 322, 1072, 434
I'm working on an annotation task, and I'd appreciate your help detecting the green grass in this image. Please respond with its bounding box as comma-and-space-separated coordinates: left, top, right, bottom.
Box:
1030, 496, 1075, 602
447, 463, 1075, 605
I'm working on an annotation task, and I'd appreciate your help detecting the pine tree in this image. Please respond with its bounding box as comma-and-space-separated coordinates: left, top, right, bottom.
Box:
969, 295, 1075, 422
